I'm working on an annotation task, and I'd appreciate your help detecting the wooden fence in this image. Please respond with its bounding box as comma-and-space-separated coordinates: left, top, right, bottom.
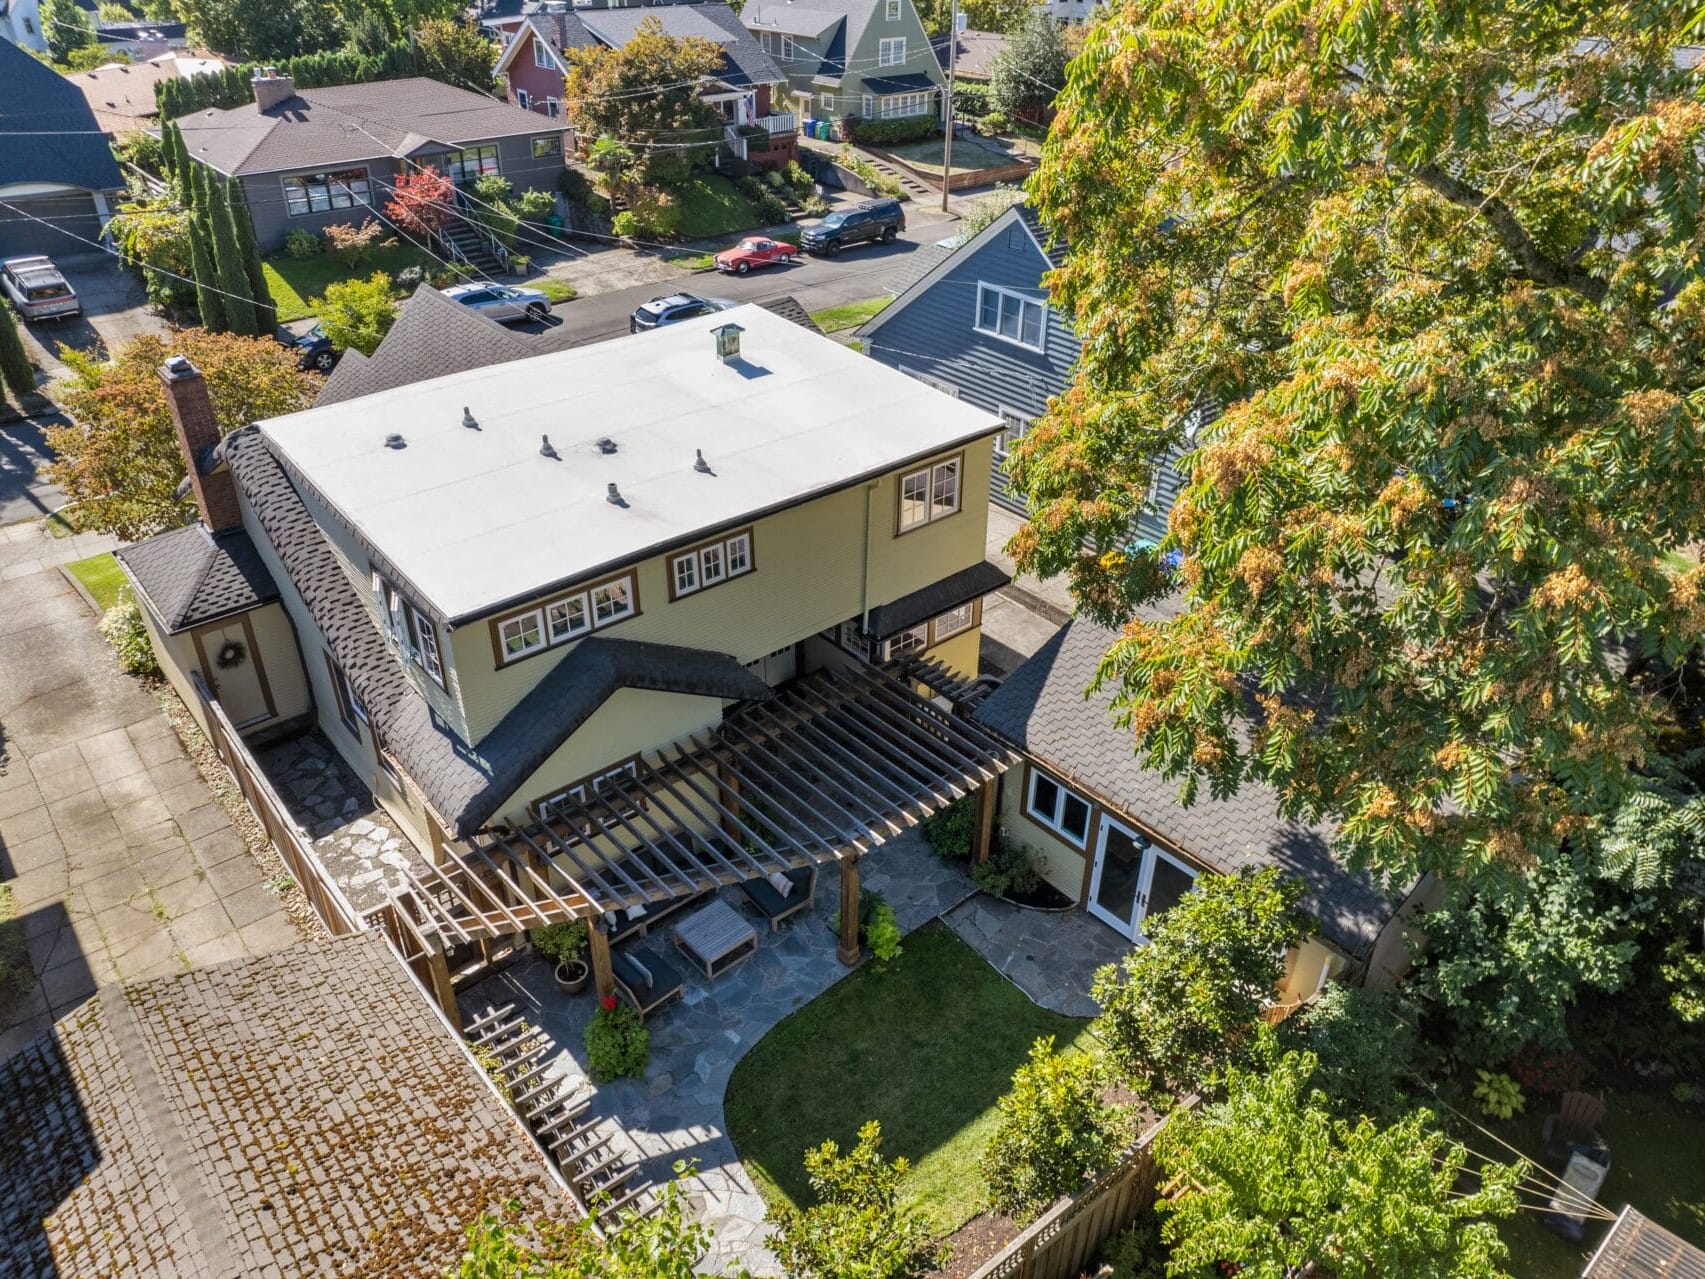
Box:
966, 1103, 1190, 1279
191, 671, 363, 937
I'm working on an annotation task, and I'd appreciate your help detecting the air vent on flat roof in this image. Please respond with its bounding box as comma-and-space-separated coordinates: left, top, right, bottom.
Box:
384, 433, 406, 449
606, 482, 627, 508
540, 434, 559, 460
693, 449, 712, 474
713, 322, 744, 364
462, 406, 480, 430
595, 437, 617, 455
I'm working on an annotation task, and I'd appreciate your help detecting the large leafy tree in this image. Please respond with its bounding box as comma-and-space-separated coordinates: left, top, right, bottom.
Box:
1019, 0, 1705, 886
562, 18, 726, 187
1156, 1049, 1521, 1279
175, 0, 342, 61
313, 271, 398, 356
1092, 868, 1313, 1104
987, 5, 1068, 118
41, 0, 97, 63
45, 331, 311, 540
413, 17, 498, 94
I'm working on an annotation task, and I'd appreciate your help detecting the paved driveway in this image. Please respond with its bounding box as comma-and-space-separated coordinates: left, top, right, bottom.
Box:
12, 253, 169, 378
0, 415, 64, 527
0, 522, 301, 1061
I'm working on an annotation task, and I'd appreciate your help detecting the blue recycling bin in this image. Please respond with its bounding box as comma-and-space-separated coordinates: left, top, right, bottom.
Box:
803, 117, 816, 136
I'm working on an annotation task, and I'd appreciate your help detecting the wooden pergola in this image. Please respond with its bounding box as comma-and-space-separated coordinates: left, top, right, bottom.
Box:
380, 662, 1018, 1015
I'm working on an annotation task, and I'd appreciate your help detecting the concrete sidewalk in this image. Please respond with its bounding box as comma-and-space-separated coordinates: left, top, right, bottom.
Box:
0, 520, 302, 1061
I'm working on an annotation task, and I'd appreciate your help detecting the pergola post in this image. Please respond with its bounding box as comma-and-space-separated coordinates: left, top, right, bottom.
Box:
837, 854, 862, 966
717, 757, 743, 845
971, 778, 998, 866
588, 918, 616, 1000
424, 943, 459, 1024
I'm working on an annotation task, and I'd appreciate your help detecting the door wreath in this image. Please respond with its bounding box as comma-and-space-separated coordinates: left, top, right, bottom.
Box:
215, 639, 247, 669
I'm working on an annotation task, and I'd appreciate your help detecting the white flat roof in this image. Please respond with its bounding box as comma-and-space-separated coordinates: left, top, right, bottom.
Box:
258, 304, 1000, 622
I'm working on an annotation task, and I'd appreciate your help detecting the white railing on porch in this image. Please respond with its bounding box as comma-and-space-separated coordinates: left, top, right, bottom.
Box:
758, 112, 796, 135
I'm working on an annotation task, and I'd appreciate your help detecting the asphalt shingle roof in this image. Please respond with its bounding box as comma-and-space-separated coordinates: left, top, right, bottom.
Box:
177, 77, 560, 177
930, 28, 1006, 80
578, 3, 784, 88
974, 618, 1398, 955
864, 559, 1009, 638
0, 40, 124, 192
115, 524, 279, 633
0, 932, 564, 1278
224, 423, 770, 836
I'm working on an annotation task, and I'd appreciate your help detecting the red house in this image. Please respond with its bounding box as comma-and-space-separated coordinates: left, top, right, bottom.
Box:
495, 1, 798, 170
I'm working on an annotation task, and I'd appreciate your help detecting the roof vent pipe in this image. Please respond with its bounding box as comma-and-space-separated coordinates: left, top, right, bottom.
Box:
540, 434, 559, 459
595, 437, 617, 455
462, 406, 480, 430
693, 449, 712, 474
606, 482, 627, 507
384, 433, 406, 449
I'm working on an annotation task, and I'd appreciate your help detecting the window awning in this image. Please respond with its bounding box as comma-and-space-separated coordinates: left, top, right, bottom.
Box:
863, 560, 1010, 640
862, 74, 940, 95
386, 663, 1019, 947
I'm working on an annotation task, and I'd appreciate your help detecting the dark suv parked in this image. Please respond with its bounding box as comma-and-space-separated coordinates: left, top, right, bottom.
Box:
799, 198, 905, 256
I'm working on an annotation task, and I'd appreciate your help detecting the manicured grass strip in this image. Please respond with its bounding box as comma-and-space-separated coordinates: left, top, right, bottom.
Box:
671, 173, 769, 239
810, 296, 890, 333
531, 278, 578, 303
0, 884, 29, 1019
886, 136, 1023, 176
724, 922, 1094, 1236
262, 242, 438, 323
66, 551, 126, 612
1490, 1092, 1705, 1279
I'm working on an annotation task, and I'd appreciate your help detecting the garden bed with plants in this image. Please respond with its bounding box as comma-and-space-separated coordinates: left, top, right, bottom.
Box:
920, 795, 1071, 908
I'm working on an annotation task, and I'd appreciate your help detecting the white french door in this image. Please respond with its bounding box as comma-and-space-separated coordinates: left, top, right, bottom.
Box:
1086, 816, 1199, 941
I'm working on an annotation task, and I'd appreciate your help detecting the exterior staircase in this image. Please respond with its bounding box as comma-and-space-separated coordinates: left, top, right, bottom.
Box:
858, 148, 934, 201
441, 216, 506, 279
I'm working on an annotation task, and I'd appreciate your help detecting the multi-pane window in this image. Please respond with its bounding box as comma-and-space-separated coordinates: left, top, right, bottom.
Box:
283, 168, 370, 216
888, 624, 928, 658
499, 610, 545, 660
592, 577, 635, 626
1028, 768, 1092, 846
412, 607, 443, 684
995, 407, 1030, 461
545, 98, 561, 119
546, 593, 589, 642
862, 93, 875, 116
931, 456, 960, 519
932, 601, 974, 640
442, 145, 500, 184
880, 92, 930, 118
885, 0, 900, 17
671, 528, 755, 599
532, 37, 553, 67
897, 456, 964, 533
373, 572, 445, 688
820, 91, 835, 113
782, 34, 796, 59
878, 36, 906, 65
976, 283, 1046, 351
531, 134, 562, 157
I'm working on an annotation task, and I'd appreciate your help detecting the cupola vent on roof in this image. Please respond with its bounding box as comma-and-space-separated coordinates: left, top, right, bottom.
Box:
595, 437, 617, 455
694, 448, 712, 474
462, 406, 479, 430
606, 482, 627, 507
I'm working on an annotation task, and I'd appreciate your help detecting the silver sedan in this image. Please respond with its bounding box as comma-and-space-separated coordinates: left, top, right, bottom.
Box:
443, 281, 554, 324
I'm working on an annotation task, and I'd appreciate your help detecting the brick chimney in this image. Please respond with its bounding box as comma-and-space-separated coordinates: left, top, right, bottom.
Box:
251, 67, 295, 112
160, 356, 243, 534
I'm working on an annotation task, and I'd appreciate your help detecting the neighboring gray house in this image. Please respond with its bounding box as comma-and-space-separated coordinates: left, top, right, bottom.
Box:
861, 201, 1186, 530
0, 38, 123, 257
742, 0, 947, 135
175, 72, 569, 251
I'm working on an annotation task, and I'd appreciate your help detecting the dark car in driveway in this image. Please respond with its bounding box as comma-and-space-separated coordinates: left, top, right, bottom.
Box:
287, 323, 337, 372
629, 293, 731, 333
799, 198, 905, 257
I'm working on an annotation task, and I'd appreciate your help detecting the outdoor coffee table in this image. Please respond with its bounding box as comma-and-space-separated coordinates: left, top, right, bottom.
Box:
672, 898, 758, 980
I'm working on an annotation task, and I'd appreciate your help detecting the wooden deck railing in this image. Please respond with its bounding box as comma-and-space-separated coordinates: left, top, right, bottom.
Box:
191, 671, 362, 937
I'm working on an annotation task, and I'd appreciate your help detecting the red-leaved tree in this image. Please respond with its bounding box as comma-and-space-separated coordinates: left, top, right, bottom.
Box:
384, 167, 454, 238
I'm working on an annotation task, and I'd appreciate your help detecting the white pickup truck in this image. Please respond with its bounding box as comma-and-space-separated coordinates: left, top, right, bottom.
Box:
1, 255, 81, 322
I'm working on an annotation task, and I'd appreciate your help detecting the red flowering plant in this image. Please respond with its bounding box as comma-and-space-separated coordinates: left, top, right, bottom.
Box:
585, 996, 648, 1082
600, 995, 619, 1012
1509, 1044, 1589, 1097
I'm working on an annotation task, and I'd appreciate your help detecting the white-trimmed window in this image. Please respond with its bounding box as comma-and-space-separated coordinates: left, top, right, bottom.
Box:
887, 623, 928, 658
671, 528, 754, 599
885, 0, 900, 17
932, 601, 974, 641
408, 603, 444, 685
516, 88, 532, 110
725, 531, 752, 576
545, 97, 561, 119
672, 552, 699, 597
283, 167, 371, 216
532, 36, 553, 67
782, 34, 796, 58
976, 283, 1046, 351
862, 93, 874, 116
898, 456, 965, 533
820, 91, 835, 113
592, 577, 635, 625
880, 91, 930, 118
701, 541, 726, 586
1027, 768, 1092, 847
442, 145, 500, 184
995, 406, 1030, 461
930, 456, 961, 520
546, 592, 589, 642
499, 609, 545, 660
878, 36, 905, 65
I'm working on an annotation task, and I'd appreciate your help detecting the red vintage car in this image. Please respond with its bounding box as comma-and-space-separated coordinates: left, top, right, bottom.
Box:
714, 237, 799, 275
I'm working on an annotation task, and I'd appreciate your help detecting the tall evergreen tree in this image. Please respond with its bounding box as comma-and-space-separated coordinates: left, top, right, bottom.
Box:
168, 125, 194, 202
0, 303, 36, 400
187, 214, 226, 332
206, 178, 257, 334
228, 187, 276, 333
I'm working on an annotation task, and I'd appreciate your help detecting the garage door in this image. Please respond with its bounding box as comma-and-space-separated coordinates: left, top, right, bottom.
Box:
0, 190, 102, 259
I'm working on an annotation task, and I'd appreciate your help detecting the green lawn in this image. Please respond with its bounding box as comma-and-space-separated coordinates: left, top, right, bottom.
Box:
1488, 1092, 1705, 1279
724, 922, 1095, 1236
65, 551, 126, 612
810, 296, 890, 333
262, 243, 438, 322
530, 277, 578, 303
885, 136, 1025, 177
670, 174, 770, 240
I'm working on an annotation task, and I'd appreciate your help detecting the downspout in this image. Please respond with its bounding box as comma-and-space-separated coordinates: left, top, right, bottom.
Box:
859, 479, 878, 633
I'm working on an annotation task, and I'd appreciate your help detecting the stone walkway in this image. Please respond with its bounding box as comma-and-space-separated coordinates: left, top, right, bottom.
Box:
0, 519, 301, 1062
943, 892, 1130, 1018
460, 830, 976, 1276
258, 731, 426, 915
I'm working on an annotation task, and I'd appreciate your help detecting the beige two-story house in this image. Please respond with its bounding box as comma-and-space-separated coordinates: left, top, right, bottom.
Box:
121, 304, 1016, 1002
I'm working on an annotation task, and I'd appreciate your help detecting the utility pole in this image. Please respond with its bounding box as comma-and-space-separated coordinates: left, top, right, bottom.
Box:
940, 0, 958, 213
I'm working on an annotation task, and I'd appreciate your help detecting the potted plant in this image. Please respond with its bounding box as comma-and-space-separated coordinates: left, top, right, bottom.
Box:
529, 920, 590, 994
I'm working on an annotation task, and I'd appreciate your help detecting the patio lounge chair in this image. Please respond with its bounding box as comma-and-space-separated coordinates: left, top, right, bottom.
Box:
1542, 1090, 1607, 1165
740, 866, 818, 932
610, 946, 684, 1023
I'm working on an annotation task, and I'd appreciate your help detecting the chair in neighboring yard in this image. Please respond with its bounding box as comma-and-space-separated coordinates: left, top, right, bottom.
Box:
739, 866, 818, 932
1542, 1090, 1607, 1164
610, 946, 684, 1023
